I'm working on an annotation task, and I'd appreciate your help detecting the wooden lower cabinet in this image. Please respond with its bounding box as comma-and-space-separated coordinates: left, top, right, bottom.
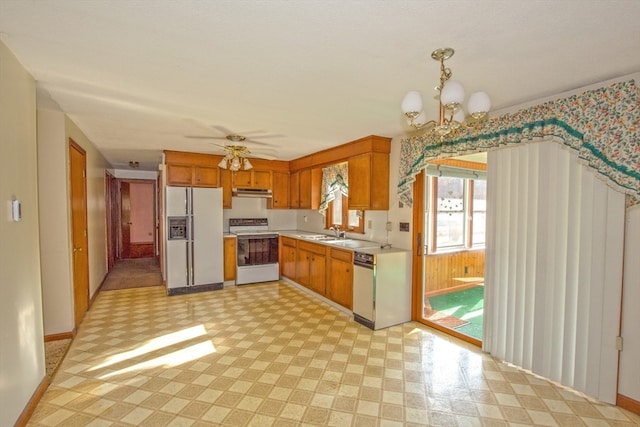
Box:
280, 236, 297, 279
326, 248, 354, 309
296, 241, 327, 295
223, 236, 236, 281
280, 237, 354, 310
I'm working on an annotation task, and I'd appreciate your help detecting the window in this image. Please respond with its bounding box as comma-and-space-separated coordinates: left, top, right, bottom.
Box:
428, 175, 485, 253
326, 187, 364, 234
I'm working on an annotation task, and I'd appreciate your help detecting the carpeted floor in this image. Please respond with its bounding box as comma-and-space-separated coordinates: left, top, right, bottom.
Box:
427, 285, 484, 340
101, 257, 162, 291
44, 339, 72, 378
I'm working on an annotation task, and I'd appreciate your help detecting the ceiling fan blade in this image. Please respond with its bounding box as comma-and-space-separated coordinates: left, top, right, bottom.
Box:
185, 135, 227, 140
210, 125, 235, 136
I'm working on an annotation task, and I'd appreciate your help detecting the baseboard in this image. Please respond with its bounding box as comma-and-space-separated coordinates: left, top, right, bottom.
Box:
13, 375, 49, 427
44, 331, 75, 342
617, 393, 640, 416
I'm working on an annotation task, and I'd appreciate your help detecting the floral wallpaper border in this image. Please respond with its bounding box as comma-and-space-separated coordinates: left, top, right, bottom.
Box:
397, 79, 640, 208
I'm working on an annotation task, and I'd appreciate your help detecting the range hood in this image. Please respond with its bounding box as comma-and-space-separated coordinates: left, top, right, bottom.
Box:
232, 188, 273, 198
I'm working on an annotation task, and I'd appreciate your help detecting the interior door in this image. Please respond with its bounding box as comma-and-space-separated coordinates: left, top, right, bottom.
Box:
69, 139, 89, 328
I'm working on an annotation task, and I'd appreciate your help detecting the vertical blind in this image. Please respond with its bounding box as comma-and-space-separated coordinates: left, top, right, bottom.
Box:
483, 141, 625, 403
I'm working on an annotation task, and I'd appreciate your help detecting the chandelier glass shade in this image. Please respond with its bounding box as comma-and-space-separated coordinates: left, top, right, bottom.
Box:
401, 48, 491, 139
217, 146, 253, 171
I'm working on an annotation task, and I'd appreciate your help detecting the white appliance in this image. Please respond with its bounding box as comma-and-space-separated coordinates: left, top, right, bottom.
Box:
229, 218, 279, 285
165, 186, 224, 295
352, 248, 411, 330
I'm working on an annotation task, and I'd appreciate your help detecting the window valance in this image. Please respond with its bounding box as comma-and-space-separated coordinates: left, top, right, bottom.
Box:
319, 163, 348, 216
397, 79, 640, 207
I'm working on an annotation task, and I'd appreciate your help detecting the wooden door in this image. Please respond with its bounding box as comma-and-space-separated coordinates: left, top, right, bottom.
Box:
223, 237, 237, 281
309, 251, 326, 295
327, 248, 353, 309
69, 140, 90, 328
105, 171, 118, 270
120, 181, 132, 258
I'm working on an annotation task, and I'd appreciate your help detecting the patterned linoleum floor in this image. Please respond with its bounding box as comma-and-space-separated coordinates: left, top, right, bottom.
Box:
28, 282, 640, 426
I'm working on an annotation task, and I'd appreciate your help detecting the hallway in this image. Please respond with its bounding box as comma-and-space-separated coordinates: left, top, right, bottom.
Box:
31, 279, 640, 426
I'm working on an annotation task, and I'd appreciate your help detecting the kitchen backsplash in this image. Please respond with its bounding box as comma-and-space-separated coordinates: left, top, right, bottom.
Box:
222, 196, 390, 244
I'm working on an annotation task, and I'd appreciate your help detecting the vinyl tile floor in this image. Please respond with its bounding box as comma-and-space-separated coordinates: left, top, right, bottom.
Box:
28, 281, 640, 426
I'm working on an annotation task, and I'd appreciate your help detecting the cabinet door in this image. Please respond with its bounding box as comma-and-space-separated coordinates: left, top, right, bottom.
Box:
347, 153, 371, 209
253, 170, 272, 189
280, 240, 297, 279
289, 171, 300, 208
299, 169, 312, 209
270, 171, 290, 209
233, 170, 253, 188
194, 166, 219, 187
166, 164, 193, 186
223, 237, 236, 281
309, 252, 326, 295
328, 249, 353, 309
296, 248, 311, 286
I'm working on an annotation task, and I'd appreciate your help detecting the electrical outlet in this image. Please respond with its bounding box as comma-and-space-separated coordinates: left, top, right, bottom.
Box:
386, 221, 392, 231
367, 220, 372, 229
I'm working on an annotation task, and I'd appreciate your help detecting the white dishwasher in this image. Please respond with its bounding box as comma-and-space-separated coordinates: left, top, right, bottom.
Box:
352, 248, 411, 330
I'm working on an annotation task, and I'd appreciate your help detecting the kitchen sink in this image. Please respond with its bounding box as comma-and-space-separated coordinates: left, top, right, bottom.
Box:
324, 239, 380, 249
301, 234, 336, 241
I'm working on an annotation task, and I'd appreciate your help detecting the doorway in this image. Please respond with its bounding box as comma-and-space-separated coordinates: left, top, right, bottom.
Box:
412, 155, 487, 346
119, 180, 156, 259
69, 139, 89, 327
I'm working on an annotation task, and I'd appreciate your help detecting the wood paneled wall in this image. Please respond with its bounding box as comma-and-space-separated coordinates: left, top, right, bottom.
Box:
425, 250, 485, 294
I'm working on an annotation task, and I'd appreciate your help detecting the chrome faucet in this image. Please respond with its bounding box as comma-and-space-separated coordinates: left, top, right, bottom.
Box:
329, 226, 346, 239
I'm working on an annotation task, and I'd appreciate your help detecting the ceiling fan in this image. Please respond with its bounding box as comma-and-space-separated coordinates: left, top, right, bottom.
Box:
185, 125, 280, 167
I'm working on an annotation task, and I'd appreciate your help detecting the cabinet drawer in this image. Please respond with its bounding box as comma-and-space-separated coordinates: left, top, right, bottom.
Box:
281, 236, 298, 248
330, 248, 353, 263
298, 240, 327, 255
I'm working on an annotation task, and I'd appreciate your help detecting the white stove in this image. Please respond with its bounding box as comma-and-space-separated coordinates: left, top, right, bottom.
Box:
229, 218, 279, 285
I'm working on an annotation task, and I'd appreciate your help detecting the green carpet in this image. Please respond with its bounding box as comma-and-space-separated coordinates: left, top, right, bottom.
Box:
428, 285, 484, 340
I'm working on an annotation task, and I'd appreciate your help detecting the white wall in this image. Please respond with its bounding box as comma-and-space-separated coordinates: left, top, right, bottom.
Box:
38, 109, 74, 335
65, 116, 110, 297
223, 196, 297, 232
37, 110, 111, 337
0, 40, 45, 426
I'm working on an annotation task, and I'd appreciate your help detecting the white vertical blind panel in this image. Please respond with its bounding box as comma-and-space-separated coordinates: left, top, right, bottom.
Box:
484, 141, 624, 404
598, 187, 625, 401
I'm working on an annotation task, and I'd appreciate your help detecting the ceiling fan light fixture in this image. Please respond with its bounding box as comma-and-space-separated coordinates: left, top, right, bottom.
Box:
218, 158, 228, 169
230, 157, 241, 171
243, 158, 253, 170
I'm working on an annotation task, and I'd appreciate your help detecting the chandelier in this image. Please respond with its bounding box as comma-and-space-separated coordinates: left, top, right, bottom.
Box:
217, 144, 253, 172
401, 48, 491, 139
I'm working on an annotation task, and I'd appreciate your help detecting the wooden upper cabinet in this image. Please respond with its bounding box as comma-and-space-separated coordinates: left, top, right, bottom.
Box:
194, 166, 219, 187
269, 171, 290, 209
232, 169, 272, 189
298, 169, 312, 209
290, 171, 301, 208
348, 152, 389, 210
166, 164, 194, 186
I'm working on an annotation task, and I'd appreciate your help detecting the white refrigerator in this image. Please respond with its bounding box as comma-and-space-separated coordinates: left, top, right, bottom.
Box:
165, 186, 223, 294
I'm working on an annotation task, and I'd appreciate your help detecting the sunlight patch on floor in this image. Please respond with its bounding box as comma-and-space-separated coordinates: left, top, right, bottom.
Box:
88, 324, 208, 372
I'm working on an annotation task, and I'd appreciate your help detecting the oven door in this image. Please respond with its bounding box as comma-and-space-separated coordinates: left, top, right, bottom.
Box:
235, 234, 280, 285
236, 234, 279, 267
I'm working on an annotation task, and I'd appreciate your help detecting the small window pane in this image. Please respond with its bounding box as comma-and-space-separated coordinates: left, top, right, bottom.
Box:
348, 210, 361, 227
331, 188, 342, 226
473, 180, 487, 245
436, 177, 464, 248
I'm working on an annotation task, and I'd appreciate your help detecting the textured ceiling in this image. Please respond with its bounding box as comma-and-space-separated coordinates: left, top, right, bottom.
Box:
1, 1, 639, 170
